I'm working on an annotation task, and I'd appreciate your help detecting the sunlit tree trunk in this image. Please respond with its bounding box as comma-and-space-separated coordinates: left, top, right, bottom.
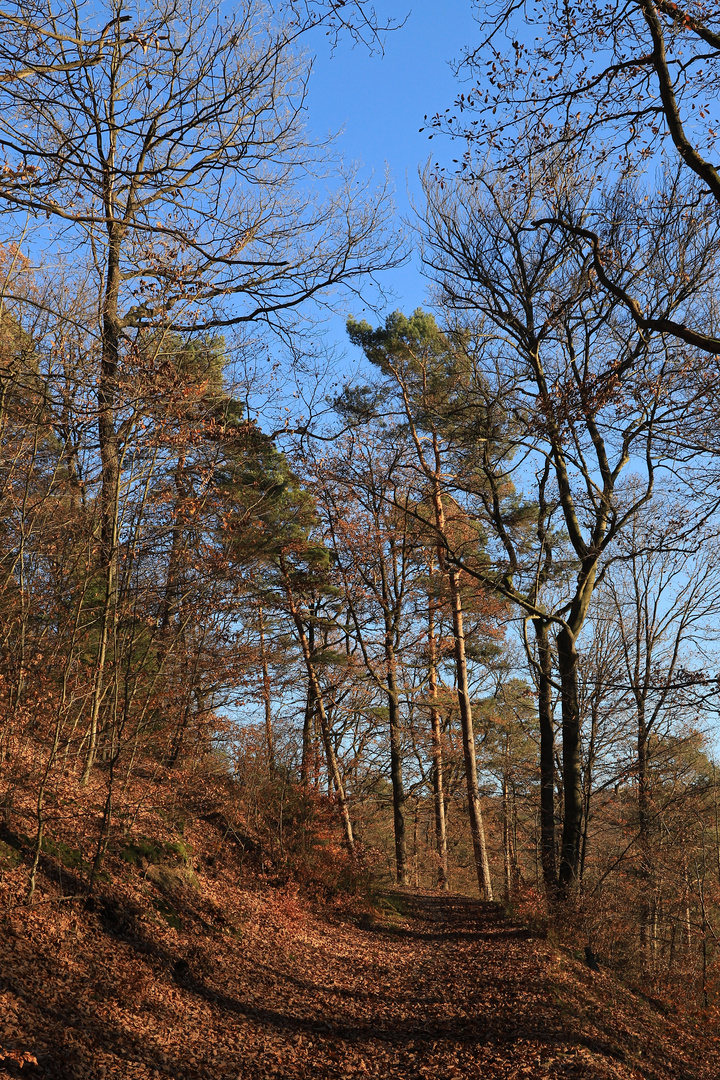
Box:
428, 577, 449, 889
448, 566, 493, 901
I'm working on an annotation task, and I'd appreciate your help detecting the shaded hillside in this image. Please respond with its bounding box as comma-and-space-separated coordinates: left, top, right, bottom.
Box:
1, 777, 719, 1080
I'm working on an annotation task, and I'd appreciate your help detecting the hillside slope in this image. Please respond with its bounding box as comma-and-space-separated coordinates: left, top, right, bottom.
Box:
1, 766, 719, 1080
2, 876, 720, 1077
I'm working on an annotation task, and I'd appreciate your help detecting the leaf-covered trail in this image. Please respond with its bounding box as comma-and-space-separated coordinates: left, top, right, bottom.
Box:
2, 886, 719, 1079
218, 889, 713, 1080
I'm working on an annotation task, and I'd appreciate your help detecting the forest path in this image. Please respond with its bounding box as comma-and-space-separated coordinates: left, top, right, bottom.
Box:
220, 887, 706, 1080
2, 886, 718, 1079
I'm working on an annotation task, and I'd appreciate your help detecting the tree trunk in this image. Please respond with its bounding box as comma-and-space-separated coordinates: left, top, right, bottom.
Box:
83, 225, 123, 784
413, 796, 420, 888
449, 568, 493, 900
428, 595, 449, 890
638, 721, 652, 953
430, 479, 491, 900
557, 626, 583, 889
502, 773, 512, 904
301, 621, 316, 784
533, 618, 557, 893
257, 604, 275, 770
279, 559, 355, 854
386, 651, 408, 885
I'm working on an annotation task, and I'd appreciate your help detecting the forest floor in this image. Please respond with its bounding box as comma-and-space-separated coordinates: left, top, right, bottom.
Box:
1, 765, 719, 1080
3, 872, 720, 1080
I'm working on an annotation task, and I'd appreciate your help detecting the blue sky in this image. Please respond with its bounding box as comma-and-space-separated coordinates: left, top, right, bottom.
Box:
305, 2, 480, 336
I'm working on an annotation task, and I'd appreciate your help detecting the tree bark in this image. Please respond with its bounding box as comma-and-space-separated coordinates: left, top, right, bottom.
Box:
557, 626, 583, 888
449, 568, 493, 900
533, 618, 557, 893
385, 647, 408, 885
428, 590, 449, 889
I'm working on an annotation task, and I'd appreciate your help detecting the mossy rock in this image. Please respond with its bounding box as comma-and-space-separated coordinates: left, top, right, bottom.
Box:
165, 839, 193, 864
377, 894, 409, 917
146, 862, 199, 894
120, 836, 193, 868
120, 837, 164, 866
8, 832, 86, 871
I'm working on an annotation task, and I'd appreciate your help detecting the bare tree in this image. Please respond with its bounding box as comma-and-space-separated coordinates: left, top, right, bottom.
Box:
0, 0, 399, 778
419, 157, 696, 888
434, 0, 720, 355
318, 434, 421, 886
598, 509, 720, 947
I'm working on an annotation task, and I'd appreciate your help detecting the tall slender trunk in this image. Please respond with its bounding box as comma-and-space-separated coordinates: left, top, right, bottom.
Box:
257, 604, 274, 770
714, 764, 720, 887
279, 559, 354, 853
580, 697, 599, 882
557, 626, 583, 888
413, 796, 420, 888
448, 568, 493, 900
160, 456, 187, 765
502, 773, 512, 904
428, 586, 448, 889
83, 226, 123, 784
300, 622, 316, 784
534, 618, 557, 893
638, 720, 652, 952
385, 646, 408, 885
683, 854, 692, 950
429, 477, 492, 900
160, 456, 186, 635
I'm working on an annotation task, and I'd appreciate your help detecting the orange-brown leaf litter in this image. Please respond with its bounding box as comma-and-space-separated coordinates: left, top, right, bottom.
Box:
1, 774, 719, 1079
